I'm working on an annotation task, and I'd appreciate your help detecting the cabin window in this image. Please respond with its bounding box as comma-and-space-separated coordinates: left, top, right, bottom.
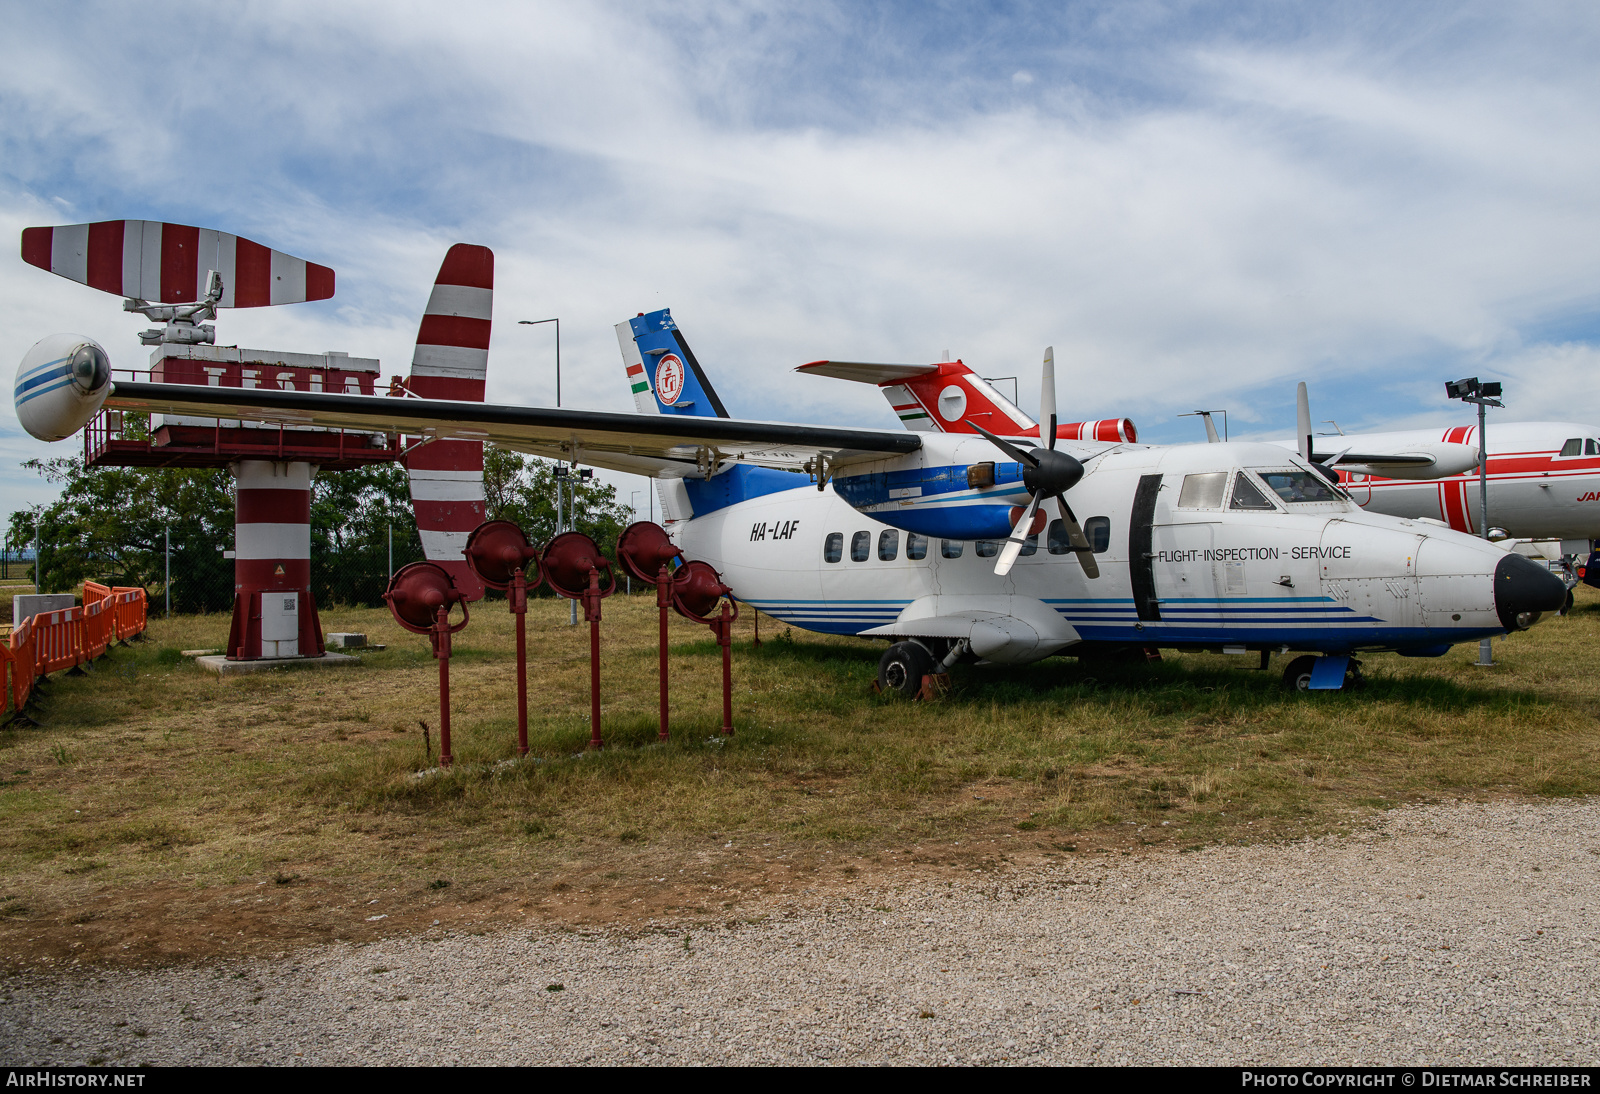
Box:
824, 532, 843, 563
1019, 534, 1038, 557
1084, 516, 1111, 552
1561, 438, 1582, 456
878, 529, 899, 561
907, 533, 928, 560
850, 531, 871, 562
941, 539, 964, 558
1047, 519, 1071, 555
1178, 472, 1228, 508
975, 540, 999, 558
1229, 472, 1276, 511
1257, 469, 1340, 504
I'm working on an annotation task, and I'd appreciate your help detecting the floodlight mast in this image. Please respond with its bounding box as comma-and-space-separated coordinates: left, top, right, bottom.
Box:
1444, 377, 1504, 540
1446, 377, 1505, 668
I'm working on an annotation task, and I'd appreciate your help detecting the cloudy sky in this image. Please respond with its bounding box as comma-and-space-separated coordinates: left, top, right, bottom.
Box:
2, 0, 1597, 520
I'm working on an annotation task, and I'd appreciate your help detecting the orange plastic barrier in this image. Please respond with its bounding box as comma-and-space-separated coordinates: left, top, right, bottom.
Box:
82, 596, 111, 661
6, 615, 36, 713
111, 588, 146, 642
35, 607, 84, 675
3, 584, 147, 717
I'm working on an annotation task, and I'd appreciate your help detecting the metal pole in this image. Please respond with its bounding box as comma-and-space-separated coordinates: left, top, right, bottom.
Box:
1477, 400, 1489, 538
1477, 400, 1493, 667
512, 568, 528, 756
434, 605, 453, 768
516, 318, 560, 407
387, 522, 393, 579
586, 568, 602, 749
657, 563, 671, 742
164, 528, 170, 619
566, 479, 577, 626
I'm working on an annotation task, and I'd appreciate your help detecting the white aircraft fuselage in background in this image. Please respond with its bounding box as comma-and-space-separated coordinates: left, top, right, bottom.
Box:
1281, 424, 1600, 546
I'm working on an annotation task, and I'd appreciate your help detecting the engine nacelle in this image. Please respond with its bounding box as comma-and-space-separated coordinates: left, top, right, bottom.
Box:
15, 334, 112, 442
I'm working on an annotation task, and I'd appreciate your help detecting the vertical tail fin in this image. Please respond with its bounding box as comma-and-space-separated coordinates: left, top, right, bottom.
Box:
619, 308, 730, 418
403, 244, 492, 600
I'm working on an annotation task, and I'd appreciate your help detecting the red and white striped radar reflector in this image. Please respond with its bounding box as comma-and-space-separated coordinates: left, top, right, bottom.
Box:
19, 221, 334, 306
404, 244, 492, 601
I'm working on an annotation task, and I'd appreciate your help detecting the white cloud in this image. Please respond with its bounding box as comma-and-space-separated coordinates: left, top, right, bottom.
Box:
1, 0, 1598, 523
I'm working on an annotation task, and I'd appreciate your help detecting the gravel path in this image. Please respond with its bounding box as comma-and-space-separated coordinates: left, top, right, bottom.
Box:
4, 799, 1598, 1066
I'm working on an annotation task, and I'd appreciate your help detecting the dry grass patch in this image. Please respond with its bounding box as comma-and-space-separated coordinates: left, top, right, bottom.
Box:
3, 585, 1600, 965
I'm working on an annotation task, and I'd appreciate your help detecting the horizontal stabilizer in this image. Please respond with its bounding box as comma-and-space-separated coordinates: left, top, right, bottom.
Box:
796, 361, 940, 384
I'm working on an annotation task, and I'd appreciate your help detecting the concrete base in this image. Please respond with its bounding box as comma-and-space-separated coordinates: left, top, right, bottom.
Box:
196, 652, 361, 676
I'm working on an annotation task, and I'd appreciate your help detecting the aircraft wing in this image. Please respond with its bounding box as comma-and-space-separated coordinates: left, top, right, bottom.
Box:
1316, 452, 1435, 467
1266, 438, 1480, 479
104, 381, 922, 477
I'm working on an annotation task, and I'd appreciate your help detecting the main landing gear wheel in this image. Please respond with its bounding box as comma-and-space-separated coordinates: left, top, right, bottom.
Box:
878, 641, 935, 699
1280, 655, 1365, 692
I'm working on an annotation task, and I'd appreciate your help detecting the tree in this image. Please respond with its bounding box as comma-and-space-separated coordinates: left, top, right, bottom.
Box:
309, 460, 421, 607
5, 440, 632, 612
483, 445, 633, 559
8, 455, 235, 610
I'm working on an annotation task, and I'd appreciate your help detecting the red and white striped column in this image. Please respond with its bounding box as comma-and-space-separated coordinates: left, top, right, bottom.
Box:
404, 244, 492, 600
225, 459, 324, 660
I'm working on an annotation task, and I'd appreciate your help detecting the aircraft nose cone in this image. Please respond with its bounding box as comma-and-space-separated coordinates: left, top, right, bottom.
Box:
1494, 552, 1567, 632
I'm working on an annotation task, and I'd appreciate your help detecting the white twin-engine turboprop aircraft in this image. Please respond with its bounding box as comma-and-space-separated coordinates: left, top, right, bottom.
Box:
16, 304, 1568, 693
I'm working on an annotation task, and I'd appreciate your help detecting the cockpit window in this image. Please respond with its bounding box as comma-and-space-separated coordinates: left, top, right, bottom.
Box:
1229, 472, 1276, 510
1177, 472, 1227, 508
1588, 439, 1599, 456
1561, 438, 1582, 456
1257, 469, 1342, 504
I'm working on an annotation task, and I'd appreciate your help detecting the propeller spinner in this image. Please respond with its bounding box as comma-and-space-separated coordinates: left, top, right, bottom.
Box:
969, 347, 1101, 579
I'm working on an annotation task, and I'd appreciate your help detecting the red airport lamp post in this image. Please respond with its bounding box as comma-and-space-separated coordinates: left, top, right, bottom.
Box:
617, 521, 685, 742
383, 562, 471, 767
672, 559, 738, 736
464, 520, 543, 756
542, 531, 617, 749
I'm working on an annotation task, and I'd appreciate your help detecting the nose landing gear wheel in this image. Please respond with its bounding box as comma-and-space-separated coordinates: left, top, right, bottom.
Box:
878, 641, 935, 698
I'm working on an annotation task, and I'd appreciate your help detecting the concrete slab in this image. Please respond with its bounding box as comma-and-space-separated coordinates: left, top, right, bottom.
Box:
195, 652, 361, 676
14, 594, 75, 626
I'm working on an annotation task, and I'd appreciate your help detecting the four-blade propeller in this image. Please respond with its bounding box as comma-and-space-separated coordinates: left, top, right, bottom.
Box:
969, 347, 1101, 579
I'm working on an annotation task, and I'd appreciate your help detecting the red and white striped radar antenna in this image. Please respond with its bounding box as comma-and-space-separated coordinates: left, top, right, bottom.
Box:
21, 219, 336, 348
402, 244, 493, 601
20, 220, 334, 307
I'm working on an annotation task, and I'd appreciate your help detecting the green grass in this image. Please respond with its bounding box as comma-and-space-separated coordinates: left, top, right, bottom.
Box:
3, 586, 1599, 924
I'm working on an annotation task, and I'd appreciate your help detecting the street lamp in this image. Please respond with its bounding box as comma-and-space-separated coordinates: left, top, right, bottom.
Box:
1445, 377, 1504, 667
517, 318, 560, 407
1443, 377, 1503, 541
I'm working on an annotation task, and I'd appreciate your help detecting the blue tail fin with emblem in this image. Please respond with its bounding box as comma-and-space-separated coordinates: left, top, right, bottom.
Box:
619, 308, 730, 418
614, 307, 802, 518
